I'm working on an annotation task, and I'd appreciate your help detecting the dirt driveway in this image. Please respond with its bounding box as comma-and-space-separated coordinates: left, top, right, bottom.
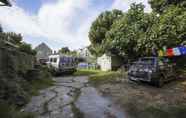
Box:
94, 76, 186, 118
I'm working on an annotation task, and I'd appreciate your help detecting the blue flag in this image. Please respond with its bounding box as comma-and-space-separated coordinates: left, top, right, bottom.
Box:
178, 46, 186, 55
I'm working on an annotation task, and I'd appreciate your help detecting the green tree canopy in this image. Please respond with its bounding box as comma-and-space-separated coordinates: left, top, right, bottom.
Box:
0, 32, 36, 55
0, 32, 23, 46
19, 43, 36, 55
58, 47, 78, 56
88, 9, 123, 56
89, 2, 186, 59
105, 3, 186, 59
59, 47, 70, 54
151, 6, 186, 48
105, 3, 158, 58
149, 0, 186, 13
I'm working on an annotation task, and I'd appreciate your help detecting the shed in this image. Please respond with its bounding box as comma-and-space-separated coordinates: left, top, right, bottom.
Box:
97, 54, 123, 71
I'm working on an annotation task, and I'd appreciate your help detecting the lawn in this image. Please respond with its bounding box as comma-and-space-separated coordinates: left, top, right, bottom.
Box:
73, 69, 102, 76
73, 69, 124, 86
89, 71, 123, 86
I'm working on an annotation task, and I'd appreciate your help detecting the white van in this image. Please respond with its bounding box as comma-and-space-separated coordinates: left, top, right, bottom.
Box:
47, 54, 77, 74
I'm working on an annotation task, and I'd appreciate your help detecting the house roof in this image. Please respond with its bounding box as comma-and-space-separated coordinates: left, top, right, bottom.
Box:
0, 0, 11, 6
35, 43, 52, 52
35, 43, 53, 60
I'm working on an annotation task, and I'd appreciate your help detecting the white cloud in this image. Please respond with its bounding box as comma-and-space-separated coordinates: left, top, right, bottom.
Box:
0, 6, 44, 36
111, 0, 151, 12
0, 0, 151, 50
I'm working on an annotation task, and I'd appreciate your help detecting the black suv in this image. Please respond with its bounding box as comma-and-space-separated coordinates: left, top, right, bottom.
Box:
128, 57, 176, 87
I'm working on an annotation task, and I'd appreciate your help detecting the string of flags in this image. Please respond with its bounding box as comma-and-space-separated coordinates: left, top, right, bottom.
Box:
158, 46, 186, 57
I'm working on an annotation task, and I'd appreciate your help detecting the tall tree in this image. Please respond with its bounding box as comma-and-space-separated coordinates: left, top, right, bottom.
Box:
149, 0, 186, 13
151, 6, 186, 48
0, 32, 23, 45
88, 9, 123, 56
105, 3, 158, 58
59, 47, 70, 54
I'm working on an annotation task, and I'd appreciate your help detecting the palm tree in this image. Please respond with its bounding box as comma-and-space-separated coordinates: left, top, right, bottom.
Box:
0, 0, 11, 6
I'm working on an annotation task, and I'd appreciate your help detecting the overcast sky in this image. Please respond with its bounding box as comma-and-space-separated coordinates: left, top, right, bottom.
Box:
0, 0, 151, 50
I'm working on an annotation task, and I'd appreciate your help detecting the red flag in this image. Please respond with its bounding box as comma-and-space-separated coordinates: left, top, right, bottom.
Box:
166, 48, 174, 57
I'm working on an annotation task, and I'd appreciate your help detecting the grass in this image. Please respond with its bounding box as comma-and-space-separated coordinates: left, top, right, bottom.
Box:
29, 78, 54, 96
124, 104, 186, 118
73, 69, 123, 86
73, 69, 102, 76
0, 101, 35, 118
89, 71, 123, 86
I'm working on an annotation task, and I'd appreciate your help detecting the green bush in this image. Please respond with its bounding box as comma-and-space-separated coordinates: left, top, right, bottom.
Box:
0, 78, 30, 107
0, 65, 54, 118
0, 100, 35, 118
24, 66, 54, 95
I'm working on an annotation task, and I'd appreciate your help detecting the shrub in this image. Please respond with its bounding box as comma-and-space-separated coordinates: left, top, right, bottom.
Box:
0, 78, 30, 107
0, 100, 35, 118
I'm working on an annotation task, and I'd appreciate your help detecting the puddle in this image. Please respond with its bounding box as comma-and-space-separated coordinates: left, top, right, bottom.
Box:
75, 87, 126, 118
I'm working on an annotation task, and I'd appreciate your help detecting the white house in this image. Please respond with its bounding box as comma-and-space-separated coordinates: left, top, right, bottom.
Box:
77, 47, 92, 58
77, 47, 95, 63
97, 54, 123, 71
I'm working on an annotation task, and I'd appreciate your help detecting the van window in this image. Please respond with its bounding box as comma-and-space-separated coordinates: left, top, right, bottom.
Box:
50, 58, 53, 62
60, 57, 65, 63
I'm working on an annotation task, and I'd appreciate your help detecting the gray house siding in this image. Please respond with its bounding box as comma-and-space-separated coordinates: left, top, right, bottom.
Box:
35, 43, 52, 61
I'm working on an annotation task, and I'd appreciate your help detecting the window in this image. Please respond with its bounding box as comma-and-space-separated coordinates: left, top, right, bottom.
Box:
50, 58, 53, 62
53, 58, 57, 63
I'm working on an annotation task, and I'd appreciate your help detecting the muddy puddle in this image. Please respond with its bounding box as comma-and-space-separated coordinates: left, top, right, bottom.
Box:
76, 86, 126, 118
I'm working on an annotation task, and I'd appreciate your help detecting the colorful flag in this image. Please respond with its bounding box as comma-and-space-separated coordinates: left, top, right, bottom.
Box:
166, 48, 174, 57
178, 46, 186, 55
173, 48, 181, 56
158, 50, 164, 57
